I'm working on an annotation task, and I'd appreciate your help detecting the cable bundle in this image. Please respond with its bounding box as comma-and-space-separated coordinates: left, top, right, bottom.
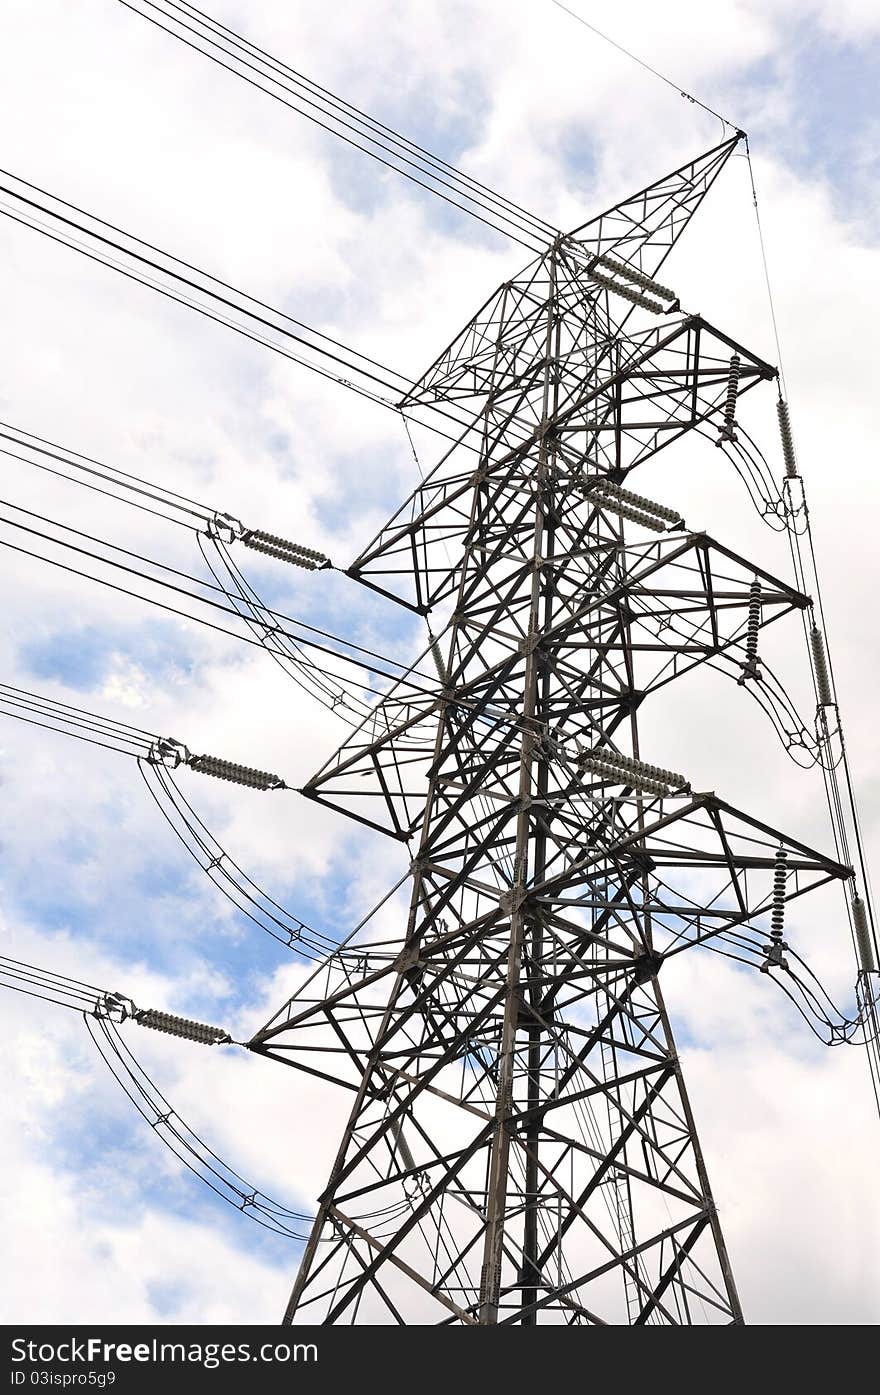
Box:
119, 0, 557, 254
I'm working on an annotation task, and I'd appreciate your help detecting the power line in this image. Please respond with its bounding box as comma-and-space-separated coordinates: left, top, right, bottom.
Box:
0, 418, 395, 725
0, 167, 490, 450
1, 945, 495, 1241
0, 953, 131, 1016
4, 15, 878, 1317
549, 0, 738, 133
0, 506, 607, 764
744, 138, 788, 401
139, 760, 345, 960
118, 0, 556, 251
0, 167, 405, 390
197, 534, 376, 728
0, 497, 442, 697
0, 419, 212, 531
87, 1013, 319, 1239
0, 682, 158, 759
0, 684, 358, 961
0, 952, 323, 1237
1, 411, 395, 721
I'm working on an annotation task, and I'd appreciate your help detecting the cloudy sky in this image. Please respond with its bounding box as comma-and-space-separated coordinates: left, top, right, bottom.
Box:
0, 0, 878, 1324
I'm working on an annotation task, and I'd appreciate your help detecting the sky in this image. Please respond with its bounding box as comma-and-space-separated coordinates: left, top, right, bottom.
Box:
0, 0, 878, 1325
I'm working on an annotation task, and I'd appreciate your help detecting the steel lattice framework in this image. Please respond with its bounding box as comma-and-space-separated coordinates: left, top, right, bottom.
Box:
248, 136, 852, 1325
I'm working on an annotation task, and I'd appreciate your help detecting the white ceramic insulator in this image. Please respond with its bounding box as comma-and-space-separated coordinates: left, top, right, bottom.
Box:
777, 400, 798, 479
596, 481, 681, 524
853, 896, 876, 973
809, 626, 834, 707
136, 1009, 231, 1045
588, 269, 664, 314
595, 253, 676, 301
429, 634, 449, 687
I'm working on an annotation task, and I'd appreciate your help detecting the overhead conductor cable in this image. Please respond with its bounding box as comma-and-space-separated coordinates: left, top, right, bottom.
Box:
119, 0, 555, 252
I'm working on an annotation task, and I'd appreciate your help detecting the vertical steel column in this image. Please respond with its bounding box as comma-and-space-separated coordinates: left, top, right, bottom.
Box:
479, 246, 560, 1325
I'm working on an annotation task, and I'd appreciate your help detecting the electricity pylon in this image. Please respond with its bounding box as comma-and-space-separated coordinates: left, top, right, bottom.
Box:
251, 135, 850, 1325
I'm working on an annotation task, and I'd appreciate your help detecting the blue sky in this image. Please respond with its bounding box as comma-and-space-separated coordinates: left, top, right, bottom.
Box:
779, 23, 880, 231
0, 0, 878, 1324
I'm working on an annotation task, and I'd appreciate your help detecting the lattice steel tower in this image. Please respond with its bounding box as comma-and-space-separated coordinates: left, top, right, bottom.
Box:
251, 136, 852, 1325
4, 2, 879, 1332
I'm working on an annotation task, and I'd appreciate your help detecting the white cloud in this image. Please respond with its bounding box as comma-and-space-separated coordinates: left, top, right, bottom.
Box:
0, 0, 877, 1324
